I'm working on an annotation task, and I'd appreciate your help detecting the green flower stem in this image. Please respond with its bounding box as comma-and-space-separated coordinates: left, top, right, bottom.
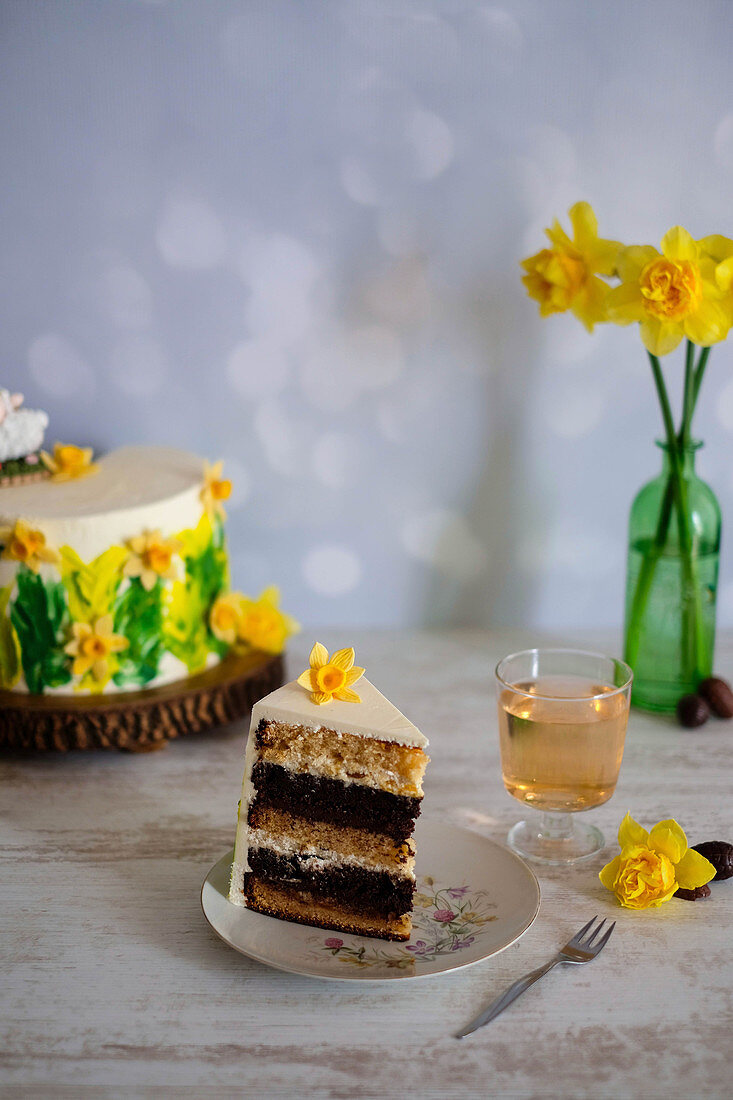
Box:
649, 352, 706, 680
679, 340, 695, 449
625, 346, 708, 682
690, 345, 711, 420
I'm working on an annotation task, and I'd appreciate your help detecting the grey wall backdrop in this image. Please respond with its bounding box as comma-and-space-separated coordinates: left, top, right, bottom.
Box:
2, 0, 733, 631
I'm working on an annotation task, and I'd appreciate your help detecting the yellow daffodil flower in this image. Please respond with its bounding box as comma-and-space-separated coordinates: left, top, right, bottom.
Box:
209, 591, 245, 645
521, 201, 621, 331
296, 641, 365, 705
699, 234, 733, 329
235, 586, 299, 655
0, 519, 60, 572
64, 614, 128, 683
599, 812, 715, 910
605, 227, 729, 356
41, 443, 98, 481
201, 460, 232, 521
123, 529, 183, 591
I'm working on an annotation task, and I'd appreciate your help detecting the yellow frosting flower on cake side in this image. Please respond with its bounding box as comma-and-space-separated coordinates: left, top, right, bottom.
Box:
210, 591, 244, 645
235, 586, 299, 655
201, 460, 232, 521
123, 529, 183, 591
64, 614, 129, 684
297, 641, 365, 705
599, 812, 716, 910
521, 201, 621, 331
0, 519, 61, 573
41, 443, 98, 481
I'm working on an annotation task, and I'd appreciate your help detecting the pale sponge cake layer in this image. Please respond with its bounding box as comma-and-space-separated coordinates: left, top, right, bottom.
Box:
247, 805, 415, 875
244, 876, 413, 941
255, 720, 429, 798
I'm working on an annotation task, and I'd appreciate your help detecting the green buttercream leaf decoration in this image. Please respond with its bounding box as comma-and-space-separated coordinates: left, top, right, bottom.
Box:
113, 576, 164, 687
0, 584, 22, 689
162, 513, 229, 671
10, 568, 72, 692
59, 545, 128, 623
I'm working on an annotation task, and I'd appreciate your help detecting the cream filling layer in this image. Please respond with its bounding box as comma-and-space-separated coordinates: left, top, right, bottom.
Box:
246, 828, 416, 879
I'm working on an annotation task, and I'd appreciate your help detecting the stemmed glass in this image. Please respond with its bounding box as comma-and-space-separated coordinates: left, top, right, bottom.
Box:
495, 648, 633, 864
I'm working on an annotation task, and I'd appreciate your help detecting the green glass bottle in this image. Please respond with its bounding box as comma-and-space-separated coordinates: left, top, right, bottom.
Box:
623, 441, 721, 714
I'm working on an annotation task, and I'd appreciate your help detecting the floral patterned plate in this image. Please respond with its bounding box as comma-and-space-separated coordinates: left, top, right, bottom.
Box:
201, 820, 540, 981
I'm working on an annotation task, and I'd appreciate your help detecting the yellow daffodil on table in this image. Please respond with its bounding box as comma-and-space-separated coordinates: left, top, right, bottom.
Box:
0, 519, 60, 572
235, 586, 299, 655
41, 443, 98, 481
297, 642, 365, 705
521, 201, 621, 331
123, 529, 183, 591
605, 227, 730, 356
599, 813, 715, 910
201, 460, 232, 521
65, 614, 128, 684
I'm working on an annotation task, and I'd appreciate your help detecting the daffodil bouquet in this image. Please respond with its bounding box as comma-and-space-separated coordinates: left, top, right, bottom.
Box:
522, 204, 732, 709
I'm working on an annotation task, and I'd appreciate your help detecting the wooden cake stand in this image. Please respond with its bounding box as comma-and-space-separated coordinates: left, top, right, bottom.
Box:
0, 650, 284, 754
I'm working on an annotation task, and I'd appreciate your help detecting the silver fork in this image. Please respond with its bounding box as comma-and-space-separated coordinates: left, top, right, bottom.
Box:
455, 915, 616, 1039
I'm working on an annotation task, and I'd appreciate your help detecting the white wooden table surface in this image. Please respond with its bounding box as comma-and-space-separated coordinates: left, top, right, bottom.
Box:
3, 630, 731, 1099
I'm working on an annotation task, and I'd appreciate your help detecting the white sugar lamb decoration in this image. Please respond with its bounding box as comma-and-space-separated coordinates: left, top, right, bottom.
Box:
0, 389, 49, 462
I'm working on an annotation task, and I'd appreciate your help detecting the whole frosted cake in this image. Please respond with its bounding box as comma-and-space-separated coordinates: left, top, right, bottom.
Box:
229, 643, 430, 941
0, 444, 236, 695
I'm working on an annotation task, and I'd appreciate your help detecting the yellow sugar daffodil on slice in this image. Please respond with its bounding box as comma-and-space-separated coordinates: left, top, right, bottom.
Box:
64, 614, 129, 684
41, 443, 98, 481
605, 227, 730, 356
0, 519, 60, 572
235, 586, 299, 655
123, 529, 183, 591
599, 812, 715, 910
297, 642, 365, 705
521, 201, 621, 331
201, 460, 232, 521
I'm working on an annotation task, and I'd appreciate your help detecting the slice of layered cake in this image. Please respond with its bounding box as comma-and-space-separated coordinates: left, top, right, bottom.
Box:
229, 643, 429, 941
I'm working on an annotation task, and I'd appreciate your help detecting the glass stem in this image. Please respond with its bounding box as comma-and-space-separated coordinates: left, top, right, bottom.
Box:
538, 810, 574, 842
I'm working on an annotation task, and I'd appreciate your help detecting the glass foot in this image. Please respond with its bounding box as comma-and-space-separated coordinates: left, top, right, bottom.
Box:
508, 813, 604, 865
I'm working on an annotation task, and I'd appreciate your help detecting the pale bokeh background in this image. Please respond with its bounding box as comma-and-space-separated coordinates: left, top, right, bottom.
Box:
2, 0, 733, 631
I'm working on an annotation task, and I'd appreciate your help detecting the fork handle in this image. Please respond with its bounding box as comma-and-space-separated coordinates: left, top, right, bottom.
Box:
455, 957, 562, 1038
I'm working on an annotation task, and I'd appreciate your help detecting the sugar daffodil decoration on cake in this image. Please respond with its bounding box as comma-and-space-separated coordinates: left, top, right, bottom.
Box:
201, 460, 232, 521
599, 813, 715, 910
521, 201, 622, 331
235, 586, 299, 655
123, 529, 183, 591
210, 587, 298, 654
65, 614, 129, 684
41, 442, 98, 482
0, 519, 60, 572
297, 642, 365, 705
209, 592, 244, 646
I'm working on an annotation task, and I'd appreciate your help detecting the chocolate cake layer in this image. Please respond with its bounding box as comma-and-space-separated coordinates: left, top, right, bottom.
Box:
249, 761, 422, 841
244, 876, 413, 941
247, 847, 414, 916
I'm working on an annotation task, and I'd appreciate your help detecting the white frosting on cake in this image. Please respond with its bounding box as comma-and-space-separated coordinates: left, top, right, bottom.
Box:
252, 677, 429, 749
0, 445, 204, 560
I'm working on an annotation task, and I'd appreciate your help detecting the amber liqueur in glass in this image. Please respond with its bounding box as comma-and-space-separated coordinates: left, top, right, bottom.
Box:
497, 676, 628, 813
